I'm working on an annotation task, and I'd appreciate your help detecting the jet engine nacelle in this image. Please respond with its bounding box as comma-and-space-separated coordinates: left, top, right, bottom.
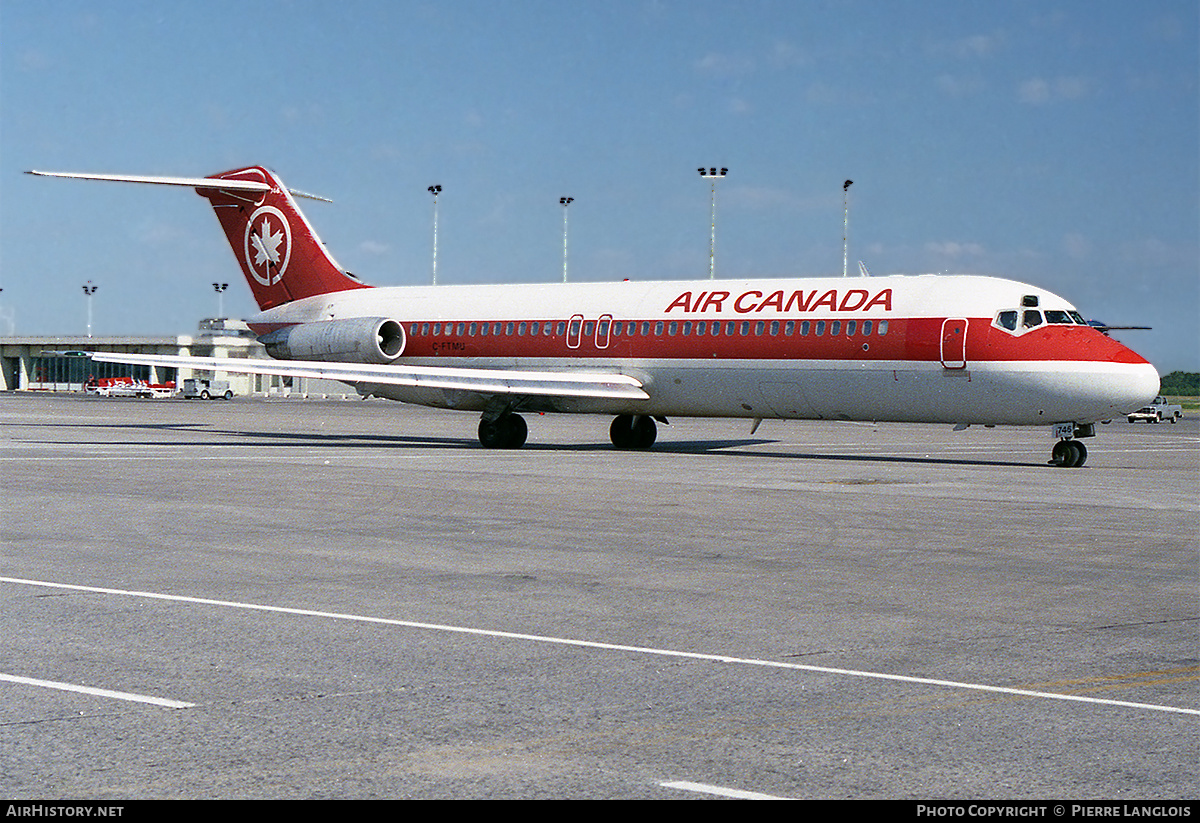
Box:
260, 317, 406, 364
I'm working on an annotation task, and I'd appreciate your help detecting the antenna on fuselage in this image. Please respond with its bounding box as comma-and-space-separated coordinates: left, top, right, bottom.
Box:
842, 179, 853, 278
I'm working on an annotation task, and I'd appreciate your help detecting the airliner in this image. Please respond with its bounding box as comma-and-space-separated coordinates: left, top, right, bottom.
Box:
27, 165, 1160, 466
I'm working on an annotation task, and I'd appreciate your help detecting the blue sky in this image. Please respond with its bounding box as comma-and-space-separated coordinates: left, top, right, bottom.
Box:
2, 0, 1196, 371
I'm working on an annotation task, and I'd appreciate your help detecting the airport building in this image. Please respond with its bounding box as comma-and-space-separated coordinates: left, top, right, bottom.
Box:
0, 319, 354, 398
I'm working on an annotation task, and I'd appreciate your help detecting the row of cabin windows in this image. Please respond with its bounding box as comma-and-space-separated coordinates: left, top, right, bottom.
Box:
994, 308, 1087, 333
411, 319, 890, 339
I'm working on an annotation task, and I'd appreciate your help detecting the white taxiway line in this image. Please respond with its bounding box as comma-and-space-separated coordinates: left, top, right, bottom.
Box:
661, 780, 788, 799
0, 673, 194, 709
3, 576, 1197, 718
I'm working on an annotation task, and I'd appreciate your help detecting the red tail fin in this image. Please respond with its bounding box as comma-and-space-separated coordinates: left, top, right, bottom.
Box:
201, 166, 370, 310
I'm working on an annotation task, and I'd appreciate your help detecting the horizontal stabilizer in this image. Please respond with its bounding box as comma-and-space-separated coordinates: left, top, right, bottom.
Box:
25, 170, 331, 202
86, 352, 650, 401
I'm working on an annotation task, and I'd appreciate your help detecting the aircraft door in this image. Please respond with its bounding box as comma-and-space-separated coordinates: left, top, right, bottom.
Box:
595, 314, 612, 349
566, 314, 584, 349
941, 318, 967, 369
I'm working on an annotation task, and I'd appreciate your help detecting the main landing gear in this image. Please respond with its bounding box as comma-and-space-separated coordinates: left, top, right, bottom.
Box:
609, 414, 657, 450
476, 412, 661, 450
478, 413, 528, 449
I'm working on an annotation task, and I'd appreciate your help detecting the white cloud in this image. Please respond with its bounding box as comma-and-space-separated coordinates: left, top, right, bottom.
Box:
925, 240, 985, 258
936, 74, 984, 98
1018, 76, 1090, 105
1062, 233, 1090, 260
693, 52, 754, 77
358, 240, 390, 256
952, 33, 1003, 59
728, 97, 753, 115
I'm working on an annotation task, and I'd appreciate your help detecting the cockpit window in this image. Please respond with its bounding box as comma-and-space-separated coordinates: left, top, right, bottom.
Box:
997, 306, 1086, 336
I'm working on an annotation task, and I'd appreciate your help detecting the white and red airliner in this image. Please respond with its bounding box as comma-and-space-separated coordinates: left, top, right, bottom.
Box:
28, 165, 1160, 466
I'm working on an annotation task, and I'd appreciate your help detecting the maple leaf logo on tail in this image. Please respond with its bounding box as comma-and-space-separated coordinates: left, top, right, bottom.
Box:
243, 206, 292, 286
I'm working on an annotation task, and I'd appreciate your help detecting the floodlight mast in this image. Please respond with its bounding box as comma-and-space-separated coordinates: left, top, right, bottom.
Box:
82, 281, 98, 338
428, 185, 442, 285
698, 167, 727, 279
212, 282, 229, 319
560, 197, 573, 282
842, 179, 853, 278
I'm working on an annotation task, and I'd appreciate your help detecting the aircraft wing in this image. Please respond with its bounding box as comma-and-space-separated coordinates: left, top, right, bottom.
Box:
85, 352, 649, 401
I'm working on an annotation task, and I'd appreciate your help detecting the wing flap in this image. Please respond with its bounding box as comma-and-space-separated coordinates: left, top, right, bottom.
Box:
87, 352, 649, 401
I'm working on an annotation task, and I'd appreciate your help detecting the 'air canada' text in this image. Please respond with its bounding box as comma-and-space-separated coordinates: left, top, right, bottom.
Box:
665, 288, 893, 315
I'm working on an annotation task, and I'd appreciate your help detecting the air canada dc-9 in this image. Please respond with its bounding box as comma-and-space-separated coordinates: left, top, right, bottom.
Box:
27, 166, 1160, 466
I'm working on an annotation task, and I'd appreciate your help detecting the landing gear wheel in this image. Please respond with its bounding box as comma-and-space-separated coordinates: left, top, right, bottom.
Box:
1051, 439, 1087, 468
478, 414, 528, 449
610, 414, 657, 449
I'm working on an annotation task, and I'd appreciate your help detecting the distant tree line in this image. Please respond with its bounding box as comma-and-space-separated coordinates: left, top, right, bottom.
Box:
1160, 371, 1199, 396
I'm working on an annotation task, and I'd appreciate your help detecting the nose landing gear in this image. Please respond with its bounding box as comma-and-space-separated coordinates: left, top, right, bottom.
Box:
1050, 438, 1087, 467
1049, 422, 1092, 467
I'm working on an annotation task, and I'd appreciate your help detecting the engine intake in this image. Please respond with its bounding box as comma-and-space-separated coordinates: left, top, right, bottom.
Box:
260, 317, 405, 364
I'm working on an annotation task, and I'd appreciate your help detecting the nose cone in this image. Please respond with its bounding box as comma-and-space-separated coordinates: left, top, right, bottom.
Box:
1119, 361, 1161, 412
1073, 332, 1161, 417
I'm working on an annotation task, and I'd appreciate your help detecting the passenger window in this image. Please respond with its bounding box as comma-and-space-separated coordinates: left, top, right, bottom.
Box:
846, 320, 856, 336
878, 320, 888, 336
997, 311, 1018, 331
815, 321, 825, 336
831, 320, 841, 336
800, 321, 810, 336
861, 320, 872, 336
769, 320, 779, 336
655, 321, 664, 335
785, 320, 795, 336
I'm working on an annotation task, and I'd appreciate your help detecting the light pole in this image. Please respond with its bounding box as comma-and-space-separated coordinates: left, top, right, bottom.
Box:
428, 185, 442, 285
698, 167, 727, 279
560, 197, 573, 282
842, 179, 853, 278
82, 281, 98, 338
212, 282, 229, 319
